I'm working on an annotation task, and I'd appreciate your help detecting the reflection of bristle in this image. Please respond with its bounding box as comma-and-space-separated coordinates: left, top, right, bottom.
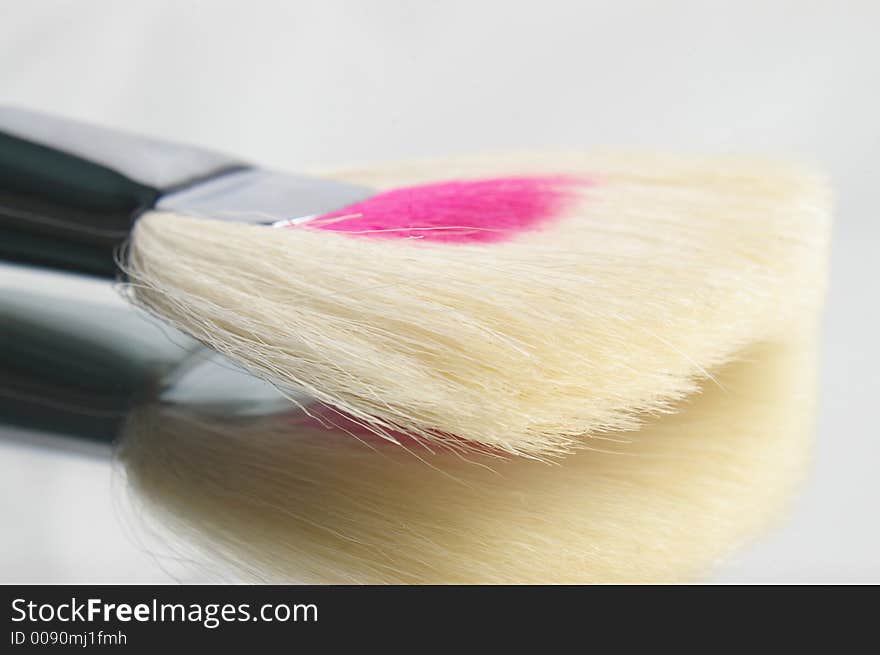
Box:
124, 153, 830, 457
118, 337, 817, 584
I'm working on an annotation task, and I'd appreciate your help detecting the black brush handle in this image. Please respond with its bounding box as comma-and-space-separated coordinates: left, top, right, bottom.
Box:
0, 132, 160, 277
0, 107, 242, 277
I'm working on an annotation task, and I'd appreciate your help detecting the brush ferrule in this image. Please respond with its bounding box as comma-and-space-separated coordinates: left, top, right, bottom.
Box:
0, 107, 373, 277
156, 168, 370, 225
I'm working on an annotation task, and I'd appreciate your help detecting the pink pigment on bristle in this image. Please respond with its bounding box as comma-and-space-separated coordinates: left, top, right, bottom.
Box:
287, 405, 508, 455
295, 175, 589, 243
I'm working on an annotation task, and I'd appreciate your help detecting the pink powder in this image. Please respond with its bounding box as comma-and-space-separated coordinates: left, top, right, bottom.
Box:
289, 405, 428, 446
297, 175, 588, 243
288, 404, 507, 455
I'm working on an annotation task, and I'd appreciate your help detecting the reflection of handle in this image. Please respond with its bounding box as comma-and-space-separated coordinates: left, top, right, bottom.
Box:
0, 289, 193, 444
0, 107, 243, 276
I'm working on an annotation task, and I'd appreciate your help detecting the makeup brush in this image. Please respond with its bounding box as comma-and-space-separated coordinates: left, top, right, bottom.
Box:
0, 107, 831, 457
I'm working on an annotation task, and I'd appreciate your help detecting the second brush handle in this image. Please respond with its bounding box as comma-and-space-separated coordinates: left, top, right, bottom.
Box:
0, 286, 193, 444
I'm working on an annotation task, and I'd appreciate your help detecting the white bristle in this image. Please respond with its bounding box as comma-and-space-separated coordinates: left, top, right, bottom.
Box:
122, 152, 830, 457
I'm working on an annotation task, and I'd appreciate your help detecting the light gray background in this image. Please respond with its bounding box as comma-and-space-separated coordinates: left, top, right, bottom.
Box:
1, 0, 877, 583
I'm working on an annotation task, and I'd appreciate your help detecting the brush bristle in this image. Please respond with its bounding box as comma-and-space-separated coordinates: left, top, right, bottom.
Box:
123, 152, 830, 457
119, 335, 818, 584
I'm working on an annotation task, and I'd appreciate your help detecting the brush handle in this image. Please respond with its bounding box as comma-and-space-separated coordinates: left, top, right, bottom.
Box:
0, 107, 243, 277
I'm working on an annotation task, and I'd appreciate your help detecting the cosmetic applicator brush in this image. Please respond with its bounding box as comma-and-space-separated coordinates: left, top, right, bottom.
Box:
0, 107, 831, 457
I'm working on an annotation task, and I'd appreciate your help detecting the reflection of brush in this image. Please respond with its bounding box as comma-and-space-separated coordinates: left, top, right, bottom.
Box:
0, 289, 819, 583
120, 335, 818, 584
0, 287, 290, 450
1, 107, 831, 456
